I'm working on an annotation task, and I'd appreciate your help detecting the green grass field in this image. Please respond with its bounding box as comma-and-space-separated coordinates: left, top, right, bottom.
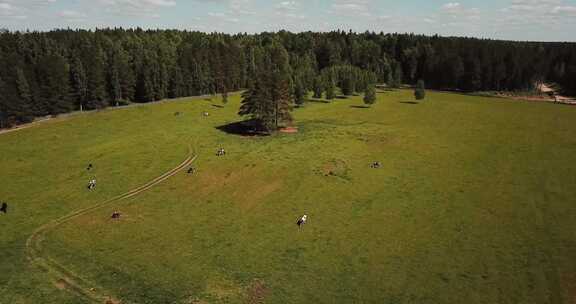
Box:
1, 90, 576, 304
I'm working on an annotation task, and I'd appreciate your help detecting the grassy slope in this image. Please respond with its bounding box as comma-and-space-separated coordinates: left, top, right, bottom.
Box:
1, 91, 576, 304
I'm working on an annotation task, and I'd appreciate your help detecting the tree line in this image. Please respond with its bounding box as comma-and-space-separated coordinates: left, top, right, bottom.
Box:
1, 28, 575, 129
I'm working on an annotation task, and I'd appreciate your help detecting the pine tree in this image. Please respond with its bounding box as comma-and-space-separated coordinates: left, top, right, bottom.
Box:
222, 90, 228, 105
312, 76, 323, 99
239, 43, 293, 132
12, 67, 34, 120
117, 46, 135, 102
36, 55, 73, 114
341, 77, 353, 96
391, 65, 403, 88
169, 67, 184, 98
69, 55, 87, 111
294, 78, 306, 107
363, 84, 376, 106
15, 67, 32, 108
85, 47, 108, 108
0, 76, 8, 128
415, 80, 426, 100
326, 80, 336, 100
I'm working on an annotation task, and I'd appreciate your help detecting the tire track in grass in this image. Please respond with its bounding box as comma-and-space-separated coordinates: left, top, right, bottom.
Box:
25, 147, 198, 303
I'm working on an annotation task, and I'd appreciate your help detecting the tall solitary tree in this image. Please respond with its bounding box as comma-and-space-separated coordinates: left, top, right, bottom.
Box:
363, 84, 376, 106
239, 43, 293, 132
415, 80, 426, 100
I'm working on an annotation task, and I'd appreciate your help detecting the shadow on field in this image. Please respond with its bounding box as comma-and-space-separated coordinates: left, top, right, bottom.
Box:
399, 101, 419, 105
350, 105, 370, 109
211, 104, 224, 108
307, 98, 330, 104
216, 119, 270, 137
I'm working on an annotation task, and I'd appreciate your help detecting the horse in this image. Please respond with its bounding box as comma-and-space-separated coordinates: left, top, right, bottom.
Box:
296, 215, 307, 229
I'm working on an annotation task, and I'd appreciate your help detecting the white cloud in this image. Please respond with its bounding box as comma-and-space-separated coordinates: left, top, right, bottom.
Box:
97, 0, 176, 17
498, 0, 576, 30
441, 2, 481, 19
58, 10, 87, 22
550, 5, 576, 16
276, 1, 299, 11
330, 0, 372, 17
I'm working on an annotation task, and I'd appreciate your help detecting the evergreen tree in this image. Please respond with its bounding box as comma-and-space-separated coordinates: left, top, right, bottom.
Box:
85, 47, 108, 108
117, 46, 135, 102
312, 76, 323, 99
222, 90, 228, 105
294, 78, 306, 107
239, 43, 293, 132
169, 67, 185, 98
391, 65, 403, 88
415, 80, 426, 100
15, 67, 33, 109
363, 85, 376, 106
326, 80, 336, 100
36, 55, 73, 114
69, 55, 87, 111
0, 76, 8, 128
341, 77, 353, 96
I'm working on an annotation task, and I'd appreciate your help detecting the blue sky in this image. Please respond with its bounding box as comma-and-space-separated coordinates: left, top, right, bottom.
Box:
1, 0, 575, 41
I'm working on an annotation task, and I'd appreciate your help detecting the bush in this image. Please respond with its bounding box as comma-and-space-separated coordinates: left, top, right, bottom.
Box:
415, 80, 426, 100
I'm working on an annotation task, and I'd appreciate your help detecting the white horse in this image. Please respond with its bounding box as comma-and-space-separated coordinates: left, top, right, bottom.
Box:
297, 214, 308, 229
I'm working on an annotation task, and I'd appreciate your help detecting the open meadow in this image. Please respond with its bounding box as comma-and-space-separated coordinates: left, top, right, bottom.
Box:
1, 90, 576, 304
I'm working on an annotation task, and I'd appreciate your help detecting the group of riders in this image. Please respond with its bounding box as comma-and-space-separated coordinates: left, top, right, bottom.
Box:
74, 105, 383, 229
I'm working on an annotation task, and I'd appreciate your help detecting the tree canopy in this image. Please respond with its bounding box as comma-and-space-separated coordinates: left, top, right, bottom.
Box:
1, 29, 575, 128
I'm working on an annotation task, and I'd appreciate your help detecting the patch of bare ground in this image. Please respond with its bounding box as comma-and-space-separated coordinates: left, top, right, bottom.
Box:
246, 280, 268, 304
316, 159, 350, 179
105, 296, 122, 304
54, 279, 69, 290
562, 273, 576, 304
497, 83, 576, 104
279, 127, 298, 134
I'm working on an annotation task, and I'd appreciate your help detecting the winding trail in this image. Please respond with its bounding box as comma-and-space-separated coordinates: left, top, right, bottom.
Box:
25, 148, 198, 303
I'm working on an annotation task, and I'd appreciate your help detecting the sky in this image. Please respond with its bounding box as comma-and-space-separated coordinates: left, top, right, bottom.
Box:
1, 0, 575, 41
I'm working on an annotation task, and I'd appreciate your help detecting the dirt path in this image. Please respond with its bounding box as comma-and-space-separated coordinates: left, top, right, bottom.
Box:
496, 84, 576, 105
25, 148, 197, 303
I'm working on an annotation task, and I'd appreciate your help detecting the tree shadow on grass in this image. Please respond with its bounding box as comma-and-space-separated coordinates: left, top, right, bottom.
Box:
307, 98, 330, 104
211, 104, 224, 108
350, 105, 370, 109
399, 101, 419, 105
216, 119, 270, 137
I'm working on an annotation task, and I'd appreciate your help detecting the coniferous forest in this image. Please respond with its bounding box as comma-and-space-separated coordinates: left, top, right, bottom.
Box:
1, 29, 575, 129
